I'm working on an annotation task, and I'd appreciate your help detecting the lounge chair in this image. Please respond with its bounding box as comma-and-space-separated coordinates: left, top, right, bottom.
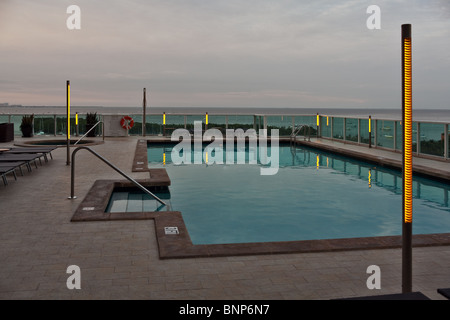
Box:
0, 153, 42, 169
0, 165, 18, 186
4, 146, 56, 162
0, 161, 29, 175
437, 288, 450, 299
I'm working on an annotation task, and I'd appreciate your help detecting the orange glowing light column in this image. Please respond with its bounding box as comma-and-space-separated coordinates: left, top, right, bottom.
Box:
402, 23, 413, 293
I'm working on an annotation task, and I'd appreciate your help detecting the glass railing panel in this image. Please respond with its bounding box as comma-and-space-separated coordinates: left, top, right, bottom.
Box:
345, 118, 358, 142
33, 115, 55, 136
0, 115, 9, 124
332, 117, 344, 140
9, 115, 24, 136
419, 122, 445, 157
359, 118, 374, 145
128, 115, 143, 135
146, 114, 164, 135
448, 125, 450, 158
227, 115, 254, 131
207, 115, 227, 132
320, 116, 331, 138
294, 116, 315, 137
376, 120, 394, 149
266, 115, 292, 136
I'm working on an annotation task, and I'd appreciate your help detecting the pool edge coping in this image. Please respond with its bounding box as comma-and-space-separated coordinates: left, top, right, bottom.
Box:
71, 180, 450, 259
70, 178, 450, 259
69, 139, 450, 259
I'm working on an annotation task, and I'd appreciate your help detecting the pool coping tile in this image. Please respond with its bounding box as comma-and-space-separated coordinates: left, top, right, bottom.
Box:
70, 138, 450, 259
71, 178, 450, 259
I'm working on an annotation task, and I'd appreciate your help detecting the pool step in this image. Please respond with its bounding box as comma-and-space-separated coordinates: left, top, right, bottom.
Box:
106, 191, 171, 213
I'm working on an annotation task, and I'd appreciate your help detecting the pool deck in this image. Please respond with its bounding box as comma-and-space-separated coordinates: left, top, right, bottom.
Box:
1, 135, 450, 300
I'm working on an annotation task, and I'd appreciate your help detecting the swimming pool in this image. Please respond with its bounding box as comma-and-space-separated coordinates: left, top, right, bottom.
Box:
112, 142, 450, 245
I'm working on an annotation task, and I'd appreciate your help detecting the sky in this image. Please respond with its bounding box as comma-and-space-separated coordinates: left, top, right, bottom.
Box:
1, 0, 450, 109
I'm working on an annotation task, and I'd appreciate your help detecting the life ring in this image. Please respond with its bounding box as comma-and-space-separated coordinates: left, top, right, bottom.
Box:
120, 116, 134, 130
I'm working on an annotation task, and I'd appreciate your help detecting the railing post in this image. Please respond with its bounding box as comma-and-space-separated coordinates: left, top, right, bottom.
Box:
358, 118, 361, 144
343, 118, 346, 142
330, 117, 334, 140
416, 122, 421, 154
393, 120, 397, 150
374, 119, 378, 147
444, 124, 448, 159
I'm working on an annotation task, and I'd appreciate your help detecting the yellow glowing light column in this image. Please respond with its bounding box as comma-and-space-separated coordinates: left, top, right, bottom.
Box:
205, 112, 208, 131
368, 115, 372, 148
163, 112, 166, 136
67, 82, 71, 140
402, 23, 413, 294
66, 80, 71, 165
316, 113, 320, 138
75, 112, 79, 136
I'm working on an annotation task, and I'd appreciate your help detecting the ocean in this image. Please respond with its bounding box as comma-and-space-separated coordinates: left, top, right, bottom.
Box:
1, 106, 449, 122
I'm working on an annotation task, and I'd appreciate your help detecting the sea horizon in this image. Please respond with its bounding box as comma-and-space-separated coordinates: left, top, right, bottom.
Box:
1, 105, 449, 122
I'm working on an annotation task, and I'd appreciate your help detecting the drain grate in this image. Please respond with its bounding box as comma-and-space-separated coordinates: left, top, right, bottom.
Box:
164, 227, 179, 235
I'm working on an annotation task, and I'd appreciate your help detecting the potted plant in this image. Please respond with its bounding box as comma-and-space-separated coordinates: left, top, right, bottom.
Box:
20, 114, 34, 137
85, 112, 98, 137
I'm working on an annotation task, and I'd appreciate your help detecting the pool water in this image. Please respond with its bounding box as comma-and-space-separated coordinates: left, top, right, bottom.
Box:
117, 143, 450, 245
105, 186, 171, 213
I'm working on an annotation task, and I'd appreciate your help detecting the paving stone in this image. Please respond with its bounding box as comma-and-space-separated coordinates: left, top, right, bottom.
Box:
1, 136, 450, 300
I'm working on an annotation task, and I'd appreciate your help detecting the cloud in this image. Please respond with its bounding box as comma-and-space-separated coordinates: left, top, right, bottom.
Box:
0, 0, 449, 109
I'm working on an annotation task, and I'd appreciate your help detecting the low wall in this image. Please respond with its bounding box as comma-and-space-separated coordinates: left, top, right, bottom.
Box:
103, 115, 128, 137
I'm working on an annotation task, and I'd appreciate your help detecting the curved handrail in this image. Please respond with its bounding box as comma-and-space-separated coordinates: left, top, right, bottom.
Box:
69, 146, 167, 207
74, 120, 103, 145
290, 124, 310, 143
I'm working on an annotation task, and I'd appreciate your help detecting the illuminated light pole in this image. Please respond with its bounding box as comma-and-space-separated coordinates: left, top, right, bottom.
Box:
75, 112, 79, 137
143, 88, 147, 137
402, 23, 413, 294
66, 80, 71, 166
163, 112, 166, 136
316, 113, 320, 138
369, 115, 372, 148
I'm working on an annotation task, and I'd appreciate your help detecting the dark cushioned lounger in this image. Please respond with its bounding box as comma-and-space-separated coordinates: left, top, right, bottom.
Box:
0, 165, 18, 185
437, 288, 450, 299
4, 147, 56, 161
0, 161, 29, 174
0, 153, 42, 168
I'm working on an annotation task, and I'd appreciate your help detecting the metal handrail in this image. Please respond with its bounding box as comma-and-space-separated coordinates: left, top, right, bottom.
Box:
74, 121, 104, 145
290, 124, 310, 143
69, 146, 167, 207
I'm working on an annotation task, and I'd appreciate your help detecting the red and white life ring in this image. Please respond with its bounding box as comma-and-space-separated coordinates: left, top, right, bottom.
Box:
120, 116, 134, 130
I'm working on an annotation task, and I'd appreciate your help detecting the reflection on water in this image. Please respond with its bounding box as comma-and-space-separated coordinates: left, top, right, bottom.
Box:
146, 142, 450, 244
287, 146, 449, 210
149, 143, 449, 210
